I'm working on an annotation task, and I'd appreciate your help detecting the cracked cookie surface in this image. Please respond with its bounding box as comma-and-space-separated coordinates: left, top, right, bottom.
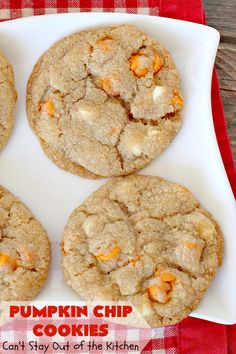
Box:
61, 175, 223, 327
0, 50, 17, 151
27, 25, 183, 178
0, 186, 50, 300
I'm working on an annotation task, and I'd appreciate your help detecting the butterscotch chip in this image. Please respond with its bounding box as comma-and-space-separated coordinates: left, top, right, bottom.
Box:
147, 283, 172, 304
61, 175, 224, 327
0, 253, 17, 273
39, 100, 55, 117
0, 186, 51, 300
96, 243, 121, 262
0, 50, 17, 151
27, 25, 183, 178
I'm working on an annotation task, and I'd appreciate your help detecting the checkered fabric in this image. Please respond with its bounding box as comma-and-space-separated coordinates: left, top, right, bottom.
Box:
0, 1, 236, 353
0, 0, 160, 20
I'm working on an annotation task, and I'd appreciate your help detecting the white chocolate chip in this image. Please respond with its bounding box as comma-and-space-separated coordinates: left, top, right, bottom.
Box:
148, 129, 158, 137
126, 130, 146, 157
78, 104, 100, 121
70, 101, 101, 123
198, 221, 215, 239
82, 215, 98, 236
152, 86, 165, 101
130, 143, 144, 157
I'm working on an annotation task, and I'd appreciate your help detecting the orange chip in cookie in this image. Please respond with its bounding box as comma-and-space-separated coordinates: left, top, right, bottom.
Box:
129, 54, 151, 77
0, 253, 17, 273
147, 283, 172, 304
147, 269, 176, 304
101, 76, 120, 96
97, 38, 113, 52
160, 272, 176, 283
130, 51, 163, 77
172, 90, 184, 109
96, 243, 121, 262
39, 100, 55, 117
185, 242, 198, 250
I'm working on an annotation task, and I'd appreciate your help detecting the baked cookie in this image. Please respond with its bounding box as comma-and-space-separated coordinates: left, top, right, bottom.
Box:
0, 186, 50, 301
27, 25, 183, 178
61, 175, 223, 327
0, 50, 17, 151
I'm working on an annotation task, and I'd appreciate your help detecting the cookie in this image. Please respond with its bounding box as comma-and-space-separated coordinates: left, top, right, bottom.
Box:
27, 25, 183, 178
61, 175, 223, 327
0, 186, 50, 301
0, 50, 17, 151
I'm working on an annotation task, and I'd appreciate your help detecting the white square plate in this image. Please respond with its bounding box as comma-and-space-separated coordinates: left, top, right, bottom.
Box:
0, 13, 235, 325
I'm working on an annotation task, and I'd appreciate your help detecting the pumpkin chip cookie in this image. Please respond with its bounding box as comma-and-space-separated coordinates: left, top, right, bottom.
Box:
27, 25, 183, 178
0, 186, 50, 301
61, 175, 223, 327
0, 50, 17, 151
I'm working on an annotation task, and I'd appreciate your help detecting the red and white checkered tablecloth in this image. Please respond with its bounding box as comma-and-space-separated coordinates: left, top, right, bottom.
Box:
0, 0, 160, 20
0, 1, 236, 353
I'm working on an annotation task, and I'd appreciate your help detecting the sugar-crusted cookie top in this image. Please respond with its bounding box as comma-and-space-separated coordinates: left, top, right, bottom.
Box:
27, 25, 183, 178
0, 50, 16, 151
61, 175, 223, 327
0, 186, 50, 301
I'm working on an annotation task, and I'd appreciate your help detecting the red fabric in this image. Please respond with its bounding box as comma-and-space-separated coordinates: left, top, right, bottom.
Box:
159, 0, 205, 23
179, 318, 228, 354
179, 317, 236, 353
0, 1, 235, 354
211, 68, 236, 197
227, 325, 236, 354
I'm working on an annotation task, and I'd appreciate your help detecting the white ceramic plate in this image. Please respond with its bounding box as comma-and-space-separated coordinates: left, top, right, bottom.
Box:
0, 13, 235, 325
